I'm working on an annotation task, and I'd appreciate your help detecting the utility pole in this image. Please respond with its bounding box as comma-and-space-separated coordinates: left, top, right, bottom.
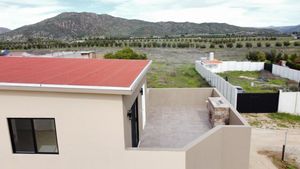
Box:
281, 129, 288, 161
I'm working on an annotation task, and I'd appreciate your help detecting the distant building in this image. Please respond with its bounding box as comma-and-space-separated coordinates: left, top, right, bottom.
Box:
0, 49, 9, 56
80, 51, 96, 58
200, 52, 223, 72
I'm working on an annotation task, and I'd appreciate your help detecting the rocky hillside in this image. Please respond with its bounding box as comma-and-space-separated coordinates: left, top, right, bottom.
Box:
0, 12, 278, 41
0, 27, 10, 34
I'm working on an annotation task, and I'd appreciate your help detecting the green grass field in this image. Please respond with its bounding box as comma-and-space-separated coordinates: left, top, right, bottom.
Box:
147, 62, 209, 88
268, 113, 300, 124
218, 71, 298, 93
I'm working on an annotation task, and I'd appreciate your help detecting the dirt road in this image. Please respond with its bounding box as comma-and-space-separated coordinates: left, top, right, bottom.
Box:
250, 128, 300, 169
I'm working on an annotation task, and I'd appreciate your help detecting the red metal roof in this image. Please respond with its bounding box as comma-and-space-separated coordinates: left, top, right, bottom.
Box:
202, 60, 222, 64
0, 57, 150, 88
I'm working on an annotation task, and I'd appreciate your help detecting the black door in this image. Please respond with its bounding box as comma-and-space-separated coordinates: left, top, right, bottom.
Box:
130, 98, 139, 147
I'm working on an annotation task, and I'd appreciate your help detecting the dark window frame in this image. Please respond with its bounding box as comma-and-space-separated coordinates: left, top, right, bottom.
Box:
7, 118, 59, 155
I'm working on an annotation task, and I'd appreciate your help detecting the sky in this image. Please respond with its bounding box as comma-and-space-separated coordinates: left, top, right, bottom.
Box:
1, 0, 300, 30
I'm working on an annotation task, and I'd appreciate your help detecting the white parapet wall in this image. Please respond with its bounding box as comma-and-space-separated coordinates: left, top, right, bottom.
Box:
272, 64, 300, 82
204, 61, 265, 73
278, 90, 300, 115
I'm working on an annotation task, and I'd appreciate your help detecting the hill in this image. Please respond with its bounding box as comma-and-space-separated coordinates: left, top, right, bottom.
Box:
0, 12, 278, 41
0, 27, 10, 34
269, 25, 300, 33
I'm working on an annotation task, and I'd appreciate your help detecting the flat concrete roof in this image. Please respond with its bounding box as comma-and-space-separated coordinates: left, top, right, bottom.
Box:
139, 106, 211, 148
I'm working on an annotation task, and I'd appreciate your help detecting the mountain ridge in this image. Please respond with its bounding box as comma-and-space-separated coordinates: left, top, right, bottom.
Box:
269, 25, 300, 33
0, 12, 279, 41
0, 27, 11, 34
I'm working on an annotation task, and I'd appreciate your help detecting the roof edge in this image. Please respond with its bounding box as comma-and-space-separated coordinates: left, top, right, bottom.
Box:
0, 60, 152, 95
0, 82, 132, 95
129, 60, 152, 92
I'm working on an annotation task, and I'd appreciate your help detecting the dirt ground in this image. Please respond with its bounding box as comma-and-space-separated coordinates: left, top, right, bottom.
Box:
250, 128, 300, 169
243, 113, 300, 168
20, 47, 254, 63
243, 113, 300, 129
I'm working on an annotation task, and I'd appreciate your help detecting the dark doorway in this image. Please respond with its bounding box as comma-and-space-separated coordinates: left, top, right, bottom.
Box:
130, 98, 139, 147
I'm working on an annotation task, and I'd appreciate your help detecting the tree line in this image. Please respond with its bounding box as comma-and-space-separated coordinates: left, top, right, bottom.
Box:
246, 50, 300, 70
1, 39, 299, 50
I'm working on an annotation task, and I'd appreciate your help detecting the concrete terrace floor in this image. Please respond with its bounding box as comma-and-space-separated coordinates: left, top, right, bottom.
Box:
139, 106, 212, 148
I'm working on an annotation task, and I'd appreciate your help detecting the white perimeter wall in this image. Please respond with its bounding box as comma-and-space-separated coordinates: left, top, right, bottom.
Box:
278, 91, 300, 115
206, 61, 264, 73
272, 64, 300, 82
195, 61, 238, 108
272, 65, 300, 115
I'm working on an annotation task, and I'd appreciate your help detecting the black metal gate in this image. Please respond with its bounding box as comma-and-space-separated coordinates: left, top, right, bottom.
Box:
237, 92, 279, 113
264, 63, 273, 72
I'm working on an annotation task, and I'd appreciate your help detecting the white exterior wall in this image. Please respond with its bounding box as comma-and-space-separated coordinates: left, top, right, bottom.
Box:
0, 90, 185, 169
272, 64, 300, 82
278, 91, 300, 115
204, 61, 264, 73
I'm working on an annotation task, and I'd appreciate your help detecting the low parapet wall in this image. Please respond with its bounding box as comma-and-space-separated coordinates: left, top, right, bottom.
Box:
131, 88, 251, 169
185, 126, 251, 169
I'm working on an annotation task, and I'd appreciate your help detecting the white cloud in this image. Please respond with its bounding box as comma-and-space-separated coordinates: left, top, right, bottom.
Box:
0, 0, 67, 29
1, 0, 299, 29
108, 0, 300, 27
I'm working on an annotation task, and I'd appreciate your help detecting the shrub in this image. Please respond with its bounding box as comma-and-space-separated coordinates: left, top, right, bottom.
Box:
104, 48, 147, 60
257, 42, 262, 47
265, 42, 271, 47
246, 51, 266, 61
200, 44, 206, 48
236, 42, 243, 48
226, 43, 233, 48
294, 41, 300, 46
275, 42, 282, 47
257, 51, 266, 61
218, 44, 224, 48
283, 41, 291, 47
246, 42, 253, 48
209, 43, 215, 48
286, 61, 300, 70
265, 49, 277, 63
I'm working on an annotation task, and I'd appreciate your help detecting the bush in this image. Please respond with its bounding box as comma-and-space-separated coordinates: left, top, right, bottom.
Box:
265, 42, 271, 47
246, 51, 266, 61
257, 42, 262, 47
294, 41, 300, 46
257, 51, 266, 61
104, 48, 147, 60
209, 43, 215, 48
286, 61, 300, 70
200, 44, 206, 48
236, 43, 243, 48
218, 44, 224, 48
283, 41, 291, 47
265, 49, 277, 63
246, 42, 253, 48
275, 42, 282, 47
226, 43, 233, 48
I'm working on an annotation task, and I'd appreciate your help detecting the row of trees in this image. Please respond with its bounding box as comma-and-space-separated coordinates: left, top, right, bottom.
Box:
246, 50, 300, 70
1, 40, 300, 50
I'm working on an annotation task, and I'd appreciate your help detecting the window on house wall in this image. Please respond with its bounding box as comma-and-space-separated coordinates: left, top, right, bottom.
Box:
8, 118, 59, 154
